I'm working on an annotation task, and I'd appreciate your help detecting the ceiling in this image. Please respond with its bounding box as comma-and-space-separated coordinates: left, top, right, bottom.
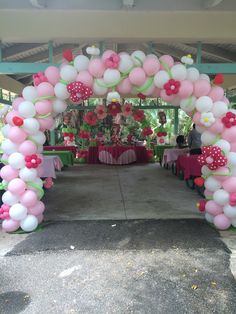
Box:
0, 0, 236, 11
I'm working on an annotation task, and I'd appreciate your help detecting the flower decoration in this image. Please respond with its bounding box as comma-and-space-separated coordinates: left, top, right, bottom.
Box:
13, 116, 24, 127
104, 53, 120, 69
78, 130, 90, 139
25, 154, 42, 169
213, 74, 224, 85
142, 127, 153, 137
86, 46, 100, 56
157, 131, 167, 137
77, 150, 88, 159
67, 81, 93, 103
198, 146, 227, 170
133, 109, 145, 122
164, 79, 181, 96
222, 112, 236, 128
137, 93, 146, 100
200, 112, 215, 127
229, 192, 236, 206
181, 54, 194, 65
147, 148, 154, 158
108, 102, 121, 117
0, 204, 10, 220
122, 103, 133, 117
194, 177, 205, 187
196, 199, 207, 212
63, 49, 74, 62
84, 111, 97, 126
33, 72, 48, 86
127, 133, 134, 144
95, 105, 107, 120
44, 177, 54, 189
107, 91, 121, 103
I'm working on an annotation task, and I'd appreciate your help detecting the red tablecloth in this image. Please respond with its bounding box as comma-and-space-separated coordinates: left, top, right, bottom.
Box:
176, 154, 202, 180
99, 146, 136, 164
88, 145, 148, 164
44, 146, 77, 157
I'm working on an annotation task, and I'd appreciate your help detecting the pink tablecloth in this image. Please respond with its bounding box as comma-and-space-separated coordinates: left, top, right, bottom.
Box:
176, 154, 201, 180
99, 146, 136, 165
44, 146, 77, 157
163, 148, 189, 165
40, 156, 63, 178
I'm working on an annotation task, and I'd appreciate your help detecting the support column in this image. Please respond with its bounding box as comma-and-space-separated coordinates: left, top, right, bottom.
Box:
196, 41, 202, 64
174, 108, 179, 135
49, 130, 56, 145
48, 41, 56, 145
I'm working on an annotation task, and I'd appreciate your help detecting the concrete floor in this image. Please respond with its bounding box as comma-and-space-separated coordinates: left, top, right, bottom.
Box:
44, 164, 202, 221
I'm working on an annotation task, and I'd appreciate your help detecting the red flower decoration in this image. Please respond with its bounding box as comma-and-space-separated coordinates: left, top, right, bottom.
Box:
104, 53, 120, 69
194, 177, 205, 187
84, 111, 97, 126
63, 49, 74, 62
108, 102, 121, 117
213, 74, 224, 85
77, 150, 88, 159
198, 146, 227, 170
44, 177, 54, 189
137, 93, 146, 100
222, 112, 236, 128
95, 105, 107, 120
13, 116, 24, 127
0, 204, 10, 220
164, 79, 181, 96
147, 148, 154, 158
25, 154, 42, 169
78, 130, 90, 139
157, 132, 167, 137
133, 109, 145, 122
197, 199, 207, 212
63, 132, 75, 141
127, 134, 134, 143
122, 103, 133, 117
142, 127, 153, 137
229, 192, 236, 206
33, 72, 48, 86
67, 81, 93, 104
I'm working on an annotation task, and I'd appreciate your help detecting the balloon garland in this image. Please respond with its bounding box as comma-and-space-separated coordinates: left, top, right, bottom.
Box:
0, 46, 235, 232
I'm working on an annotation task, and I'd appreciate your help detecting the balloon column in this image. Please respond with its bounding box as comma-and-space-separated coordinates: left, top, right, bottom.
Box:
0, 47, 235, 231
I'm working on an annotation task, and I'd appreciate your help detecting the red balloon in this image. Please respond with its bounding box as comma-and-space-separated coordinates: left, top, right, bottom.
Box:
194, 177, 205, 187
63, 49, 73, 62
13, 116, 24, 126
213, 74, 224, 85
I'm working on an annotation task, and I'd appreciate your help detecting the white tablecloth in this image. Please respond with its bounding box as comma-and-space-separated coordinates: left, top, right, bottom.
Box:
163, 148, 189, 165
40, 156, 63, 178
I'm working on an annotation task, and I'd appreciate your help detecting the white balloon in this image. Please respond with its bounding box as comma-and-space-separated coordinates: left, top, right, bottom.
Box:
8, 152, 25, 169
171, 64, 187, 81
93, 79, 108, 96
1, 139, 18, 154
195, 96, 213, 113
230, 166, 236, 176
202, 165, 212, 176
118, 54, 133, 73
103, 69, 121, 85
23, 118, 40, 135
213, 189, 229, 206
60, 65, 77, 82
212, 101, 228, 118
199, 74, 210, 82
131, 50, 146, 66
204, 177, 221, 192
154, 70, 169, 88
20, 215, 38, 232
224, 204, 236, 219
29, 131, 46, 145
74, 55, 90, 72
142, 82, 155, 96
231, 218, 236, 228
201, 131, 217, 146
195, 125, 206, 133
227, 152, 236, 167
214, 139, 230, 155
54, 83, 70, 100
37, 145, 44, 153
186, 67, 200, 82
180, 96, 196, 113
205, 212, 214, 223
18, 101, 36, 118
2, 191, 19, 206
52, 99, 67, 114
9, 203, 27, 221
1, 124, 11, 137
19, 167, 37, 182
22, 86, 38, 101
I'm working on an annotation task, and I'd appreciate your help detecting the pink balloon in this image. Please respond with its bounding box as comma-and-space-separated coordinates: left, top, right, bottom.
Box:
116, 78, 132, 94
208, 119, 225, 134
88, 59, 105, 78
44, 66, 60, 85
0, 165, 19, 181
222, 126, 236, 143
102, 50, 115, 62
230, 142, 236, 152
222, 177, 236, 193
20, 190, 38, 207
28, 201, 45, 216
214, 167, 231, 182
19, 140, 37, 155
160, 90, 175, 102
76, 71, 93, 87
2, 219, 20, 232
35, 100, 53, 116
208, 86, 224, 102
37, 214, 44, 224
5, 110, 19, 125
8, 126, 27, 144
152, 87, 161, 97
129, 68, 146, 86
8, 178, 26, 195
193, 79, 211, 97
159, 55, 174, 70
37, 117, 54, 130
143, 57, 160, 76
205, 200, 223, 216
214, 214, 231, 230
221, 96, 230, 104
192, 112, 201, 125
37, 82, 54, 97
12, 97, 24, 111
178, 80, 194, 99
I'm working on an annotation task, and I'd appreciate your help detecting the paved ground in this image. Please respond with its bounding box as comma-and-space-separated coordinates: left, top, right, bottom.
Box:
0, 164, 236, 313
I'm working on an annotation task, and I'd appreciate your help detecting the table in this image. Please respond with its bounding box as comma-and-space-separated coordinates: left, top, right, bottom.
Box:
43, 151, 74, 166
88, 146, 148, 164
43, 146, 77, 157
163, 148, 189, 165
40, 156, 63, 178
176, 154, 202, 180
154, 145, 174, 164
99, 146, 136, 165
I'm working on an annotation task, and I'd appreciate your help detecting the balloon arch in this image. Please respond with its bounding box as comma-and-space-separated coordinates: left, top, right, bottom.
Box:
1, 47, 236, 233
